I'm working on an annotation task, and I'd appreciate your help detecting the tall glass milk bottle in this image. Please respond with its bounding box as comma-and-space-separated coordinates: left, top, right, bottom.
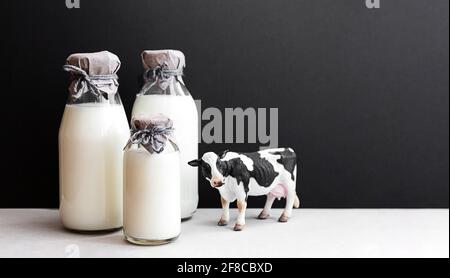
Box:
123, 115, 181, 245
132, 50, 198, 219
59, 51, 129, 232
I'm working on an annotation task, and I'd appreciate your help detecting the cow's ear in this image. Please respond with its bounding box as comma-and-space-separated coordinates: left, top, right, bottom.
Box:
218, 150, 229, 159
188, 159, 201, 167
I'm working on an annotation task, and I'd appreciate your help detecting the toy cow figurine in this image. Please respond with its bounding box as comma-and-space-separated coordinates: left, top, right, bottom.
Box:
188, 148, 299, 231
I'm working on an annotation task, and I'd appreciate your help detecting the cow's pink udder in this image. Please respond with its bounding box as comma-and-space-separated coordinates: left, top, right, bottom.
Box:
269, 184, 287, 200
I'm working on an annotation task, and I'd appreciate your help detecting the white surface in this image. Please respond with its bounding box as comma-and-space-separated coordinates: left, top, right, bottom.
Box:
0, 209, 448, 258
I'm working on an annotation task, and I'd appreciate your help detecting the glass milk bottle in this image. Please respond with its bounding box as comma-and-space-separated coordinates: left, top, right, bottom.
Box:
59, 51, 129, 232
132, 50, 198, 220
123, 115, 181, 245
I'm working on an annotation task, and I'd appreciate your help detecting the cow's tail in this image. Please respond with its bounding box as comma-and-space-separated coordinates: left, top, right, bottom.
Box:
293, 194, 300, 208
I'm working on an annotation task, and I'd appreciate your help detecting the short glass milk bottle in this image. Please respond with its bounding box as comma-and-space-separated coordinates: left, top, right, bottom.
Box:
123, 114, 181, 245
59, 51, 129, 232
132, 50, 198, 220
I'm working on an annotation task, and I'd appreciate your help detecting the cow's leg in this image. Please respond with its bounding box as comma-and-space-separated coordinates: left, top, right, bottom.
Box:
218, 196, 230, 226
258, 194, 275, 219
279, 189, 296, 222
234, 199, 247, 231
294, 194, 300, 208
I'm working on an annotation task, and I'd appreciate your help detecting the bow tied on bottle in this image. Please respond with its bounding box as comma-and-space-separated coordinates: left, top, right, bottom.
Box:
124, 114, 179, 154
142, 62, 183, 91
140, 50, 185, 91
63, 64, 119, 100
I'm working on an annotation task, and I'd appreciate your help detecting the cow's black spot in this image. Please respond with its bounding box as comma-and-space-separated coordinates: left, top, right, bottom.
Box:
270, 148, 297, 181
216, 159, 230, 177
223, 152, 279, 196
245, 152, 279, 188
244, 152, 279, 187
200, 162, 212, 179
226, 158, 252, 195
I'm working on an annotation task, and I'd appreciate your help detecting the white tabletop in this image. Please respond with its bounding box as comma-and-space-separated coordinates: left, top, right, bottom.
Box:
0, 209, 448, 258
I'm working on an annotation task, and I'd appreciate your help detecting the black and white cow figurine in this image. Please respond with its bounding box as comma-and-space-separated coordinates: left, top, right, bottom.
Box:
188, 148, 299, 231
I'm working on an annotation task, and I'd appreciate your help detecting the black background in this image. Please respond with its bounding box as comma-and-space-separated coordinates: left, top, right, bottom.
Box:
2, 0, 448, 208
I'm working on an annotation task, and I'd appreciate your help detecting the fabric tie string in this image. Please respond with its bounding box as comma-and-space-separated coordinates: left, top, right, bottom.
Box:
63, 64, 119, 99
143, 62, 183, 91
124, 116, 179, 154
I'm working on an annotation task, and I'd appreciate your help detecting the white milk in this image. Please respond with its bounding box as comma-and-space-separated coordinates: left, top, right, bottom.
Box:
123, 146, 181, 243
59, 103, 129, 231
132, 95, 198, 219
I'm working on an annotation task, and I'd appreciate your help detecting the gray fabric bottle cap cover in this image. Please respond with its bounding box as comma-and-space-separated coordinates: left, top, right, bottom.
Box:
125, 114, 179, 154
64, 51, 121, 99
141, 50, 185, 90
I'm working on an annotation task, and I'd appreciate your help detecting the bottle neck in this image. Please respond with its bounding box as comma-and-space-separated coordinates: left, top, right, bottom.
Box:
139, 75, 190, 97
66, 90, 122, 105
63, 64, 121, 105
